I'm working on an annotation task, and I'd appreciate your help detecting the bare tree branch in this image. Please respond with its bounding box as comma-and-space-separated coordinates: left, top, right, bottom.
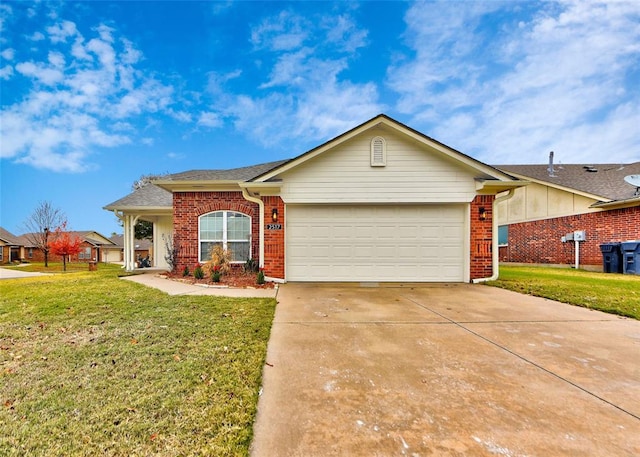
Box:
21, 201, 66, 267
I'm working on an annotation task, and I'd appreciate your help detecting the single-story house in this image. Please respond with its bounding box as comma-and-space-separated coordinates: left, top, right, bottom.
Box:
105, 115, 526, 282
18, 230, 117, 264
495, 160, 640, 270
0, 227, 24, 264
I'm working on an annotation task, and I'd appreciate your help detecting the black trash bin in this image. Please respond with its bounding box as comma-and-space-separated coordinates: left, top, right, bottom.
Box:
620, 241, 640, 275
600, 243, 622, 273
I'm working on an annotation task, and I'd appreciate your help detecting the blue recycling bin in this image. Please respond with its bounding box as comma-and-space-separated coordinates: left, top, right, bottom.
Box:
599, 243, 622, 273
620, 241, 640, 275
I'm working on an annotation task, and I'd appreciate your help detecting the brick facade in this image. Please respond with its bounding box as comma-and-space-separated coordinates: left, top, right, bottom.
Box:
173, 191, 260, 272
25, 240, 99, 263
499, 206, 640, 268
172, 191, 508, 282
470, 195, 495, 280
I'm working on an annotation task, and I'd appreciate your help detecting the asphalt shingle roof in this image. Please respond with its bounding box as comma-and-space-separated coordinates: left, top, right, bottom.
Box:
0, 227, 22, 245
495, 162, 640, 202
103, 183, 173, 210
164, 160, 289, 182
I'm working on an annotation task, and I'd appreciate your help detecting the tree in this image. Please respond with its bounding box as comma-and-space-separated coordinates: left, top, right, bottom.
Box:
49, 223, 82, 272
22, 201, 66, 267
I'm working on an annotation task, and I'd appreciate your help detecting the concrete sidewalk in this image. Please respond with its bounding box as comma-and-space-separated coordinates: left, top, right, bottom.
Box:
251, 283, 640, 456
0, 267, 50, 279
121, 271, 278, 298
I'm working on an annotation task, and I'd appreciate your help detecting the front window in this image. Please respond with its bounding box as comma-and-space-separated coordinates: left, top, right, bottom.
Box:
199, 211, 251, 262
498, 225, 508, 246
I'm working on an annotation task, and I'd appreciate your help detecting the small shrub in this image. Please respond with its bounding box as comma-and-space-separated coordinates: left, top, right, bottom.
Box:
182, 265, 190, 277
208, 245, 232, 275
194, 264, 204, 280
211, 265, 221, 283
256, 268, 265, 285
244, 258, 259, 273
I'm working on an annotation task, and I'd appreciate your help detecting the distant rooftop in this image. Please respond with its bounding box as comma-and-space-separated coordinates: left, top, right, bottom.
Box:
495, 162, 640, 202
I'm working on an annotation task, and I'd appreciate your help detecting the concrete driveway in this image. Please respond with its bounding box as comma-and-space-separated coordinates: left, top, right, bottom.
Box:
251, 283, 640, 457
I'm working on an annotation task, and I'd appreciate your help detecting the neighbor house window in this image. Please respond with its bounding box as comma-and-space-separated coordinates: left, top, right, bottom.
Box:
370, 136, 386, 166
28, 248, 33, 258
498, 225, 508, 246
79, 247, 91, 259
0, 248, 3, 262
199, 211, 251, 262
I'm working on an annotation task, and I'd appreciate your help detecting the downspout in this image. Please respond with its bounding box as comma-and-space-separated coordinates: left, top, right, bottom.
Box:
241, 188, 265, 268
472, 189, 515, 284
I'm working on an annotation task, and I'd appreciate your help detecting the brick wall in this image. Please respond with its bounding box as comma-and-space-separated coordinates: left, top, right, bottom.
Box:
26, 241, 98, 263
470, 195, 495, 280
173, 191, 260, 272
263, 196, 285, 279
499, 206, 640, 267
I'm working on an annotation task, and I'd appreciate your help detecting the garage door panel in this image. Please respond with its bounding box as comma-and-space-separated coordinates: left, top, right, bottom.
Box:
286, 205, 466, 282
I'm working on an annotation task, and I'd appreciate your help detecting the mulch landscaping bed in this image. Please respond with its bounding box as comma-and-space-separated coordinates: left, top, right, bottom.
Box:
162, 270, 275, 289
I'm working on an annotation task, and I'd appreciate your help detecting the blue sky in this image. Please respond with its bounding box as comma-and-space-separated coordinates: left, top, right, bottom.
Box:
1, 1, 639, 237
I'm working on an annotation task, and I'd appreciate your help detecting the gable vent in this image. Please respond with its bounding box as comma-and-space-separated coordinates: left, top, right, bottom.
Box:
371, 136, 386, 167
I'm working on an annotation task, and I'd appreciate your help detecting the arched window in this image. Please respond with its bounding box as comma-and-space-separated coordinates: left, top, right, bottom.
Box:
199, 211, 251, 262
371, 136, 386, 166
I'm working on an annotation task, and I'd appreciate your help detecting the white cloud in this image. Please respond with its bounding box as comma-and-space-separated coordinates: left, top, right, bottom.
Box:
218, 8, 381, 149
1, 19, 180, 172
387, 0, 640, 164
29, 31, 45, 41
251, 10, 309, 51
46, 20, 78, 43
1, 47, 14, 60
0, 64, 12, 79
15, 61, 64, 85
197, 111, 222, 128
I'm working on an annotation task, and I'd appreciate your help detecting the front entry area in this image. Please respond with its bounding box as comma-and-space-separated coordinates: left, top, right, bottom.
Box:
285, 204, 466, 282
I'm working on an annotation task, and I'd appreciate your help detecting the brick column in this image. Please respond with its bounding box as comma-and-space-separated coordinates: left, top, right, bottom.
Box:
470, 195, 495, 280
263, 196, 285, 279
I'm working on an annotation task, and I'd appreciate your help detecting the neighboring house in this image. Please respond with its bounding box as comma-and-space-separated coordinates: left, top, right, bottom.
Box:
19, 230, 117, 263
105, 114, 525, 282
106, 234, 153, 263
0, 227, 24, 264
495, 161, 640, 270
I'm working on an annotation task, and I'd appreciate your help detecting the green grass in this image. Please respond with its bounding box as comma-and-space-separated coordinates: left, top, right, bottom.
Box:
3, 262, 95, 273
487, 266, 640, 319
0, 264, 276, 456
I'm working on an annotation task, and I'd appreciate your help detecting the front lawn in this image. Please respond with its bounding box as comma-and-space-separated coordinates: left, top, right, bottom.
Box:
0, 264, 276, 456
487, 266, 640, 319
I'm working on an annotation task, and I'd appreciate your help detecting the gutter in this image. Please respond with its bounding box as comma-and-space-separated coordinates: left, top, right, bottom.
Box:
241, 188, 265, 268
472, 189, 515, 284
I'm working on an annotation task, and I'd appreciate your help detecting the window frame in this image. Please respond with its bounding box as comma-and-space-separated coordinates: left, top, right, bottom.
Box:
198, 210, 252, 263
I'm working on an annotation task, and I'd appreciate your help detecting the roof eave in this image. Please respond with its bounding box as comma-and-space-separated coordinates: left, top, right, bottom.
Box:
103, 205, 173, 213
501, 171, 612, 202
153, 180, 242, 192
590, 197, 640, 210
238, 181, 283, 195
475, 180, 530, 194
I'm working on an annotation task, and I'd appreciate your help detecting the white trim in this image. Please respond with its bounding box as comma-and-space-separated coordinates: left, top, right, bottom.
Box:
198, 210, 252, 263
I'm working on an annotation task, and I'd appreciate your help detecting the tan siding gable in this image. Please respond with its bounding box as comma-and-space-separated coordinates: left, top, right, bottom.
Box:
276, 128, 479, 204
498, 182, 600, 224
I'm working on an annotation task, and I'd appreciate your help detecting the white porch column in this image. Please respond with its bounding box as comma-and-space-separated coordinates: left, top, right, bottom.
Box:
123, 215, 140, 271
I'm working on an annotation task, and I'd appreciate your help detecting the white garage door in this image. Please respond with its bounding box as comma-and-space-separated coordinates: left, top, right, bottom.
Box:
286, 205, 466, 282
